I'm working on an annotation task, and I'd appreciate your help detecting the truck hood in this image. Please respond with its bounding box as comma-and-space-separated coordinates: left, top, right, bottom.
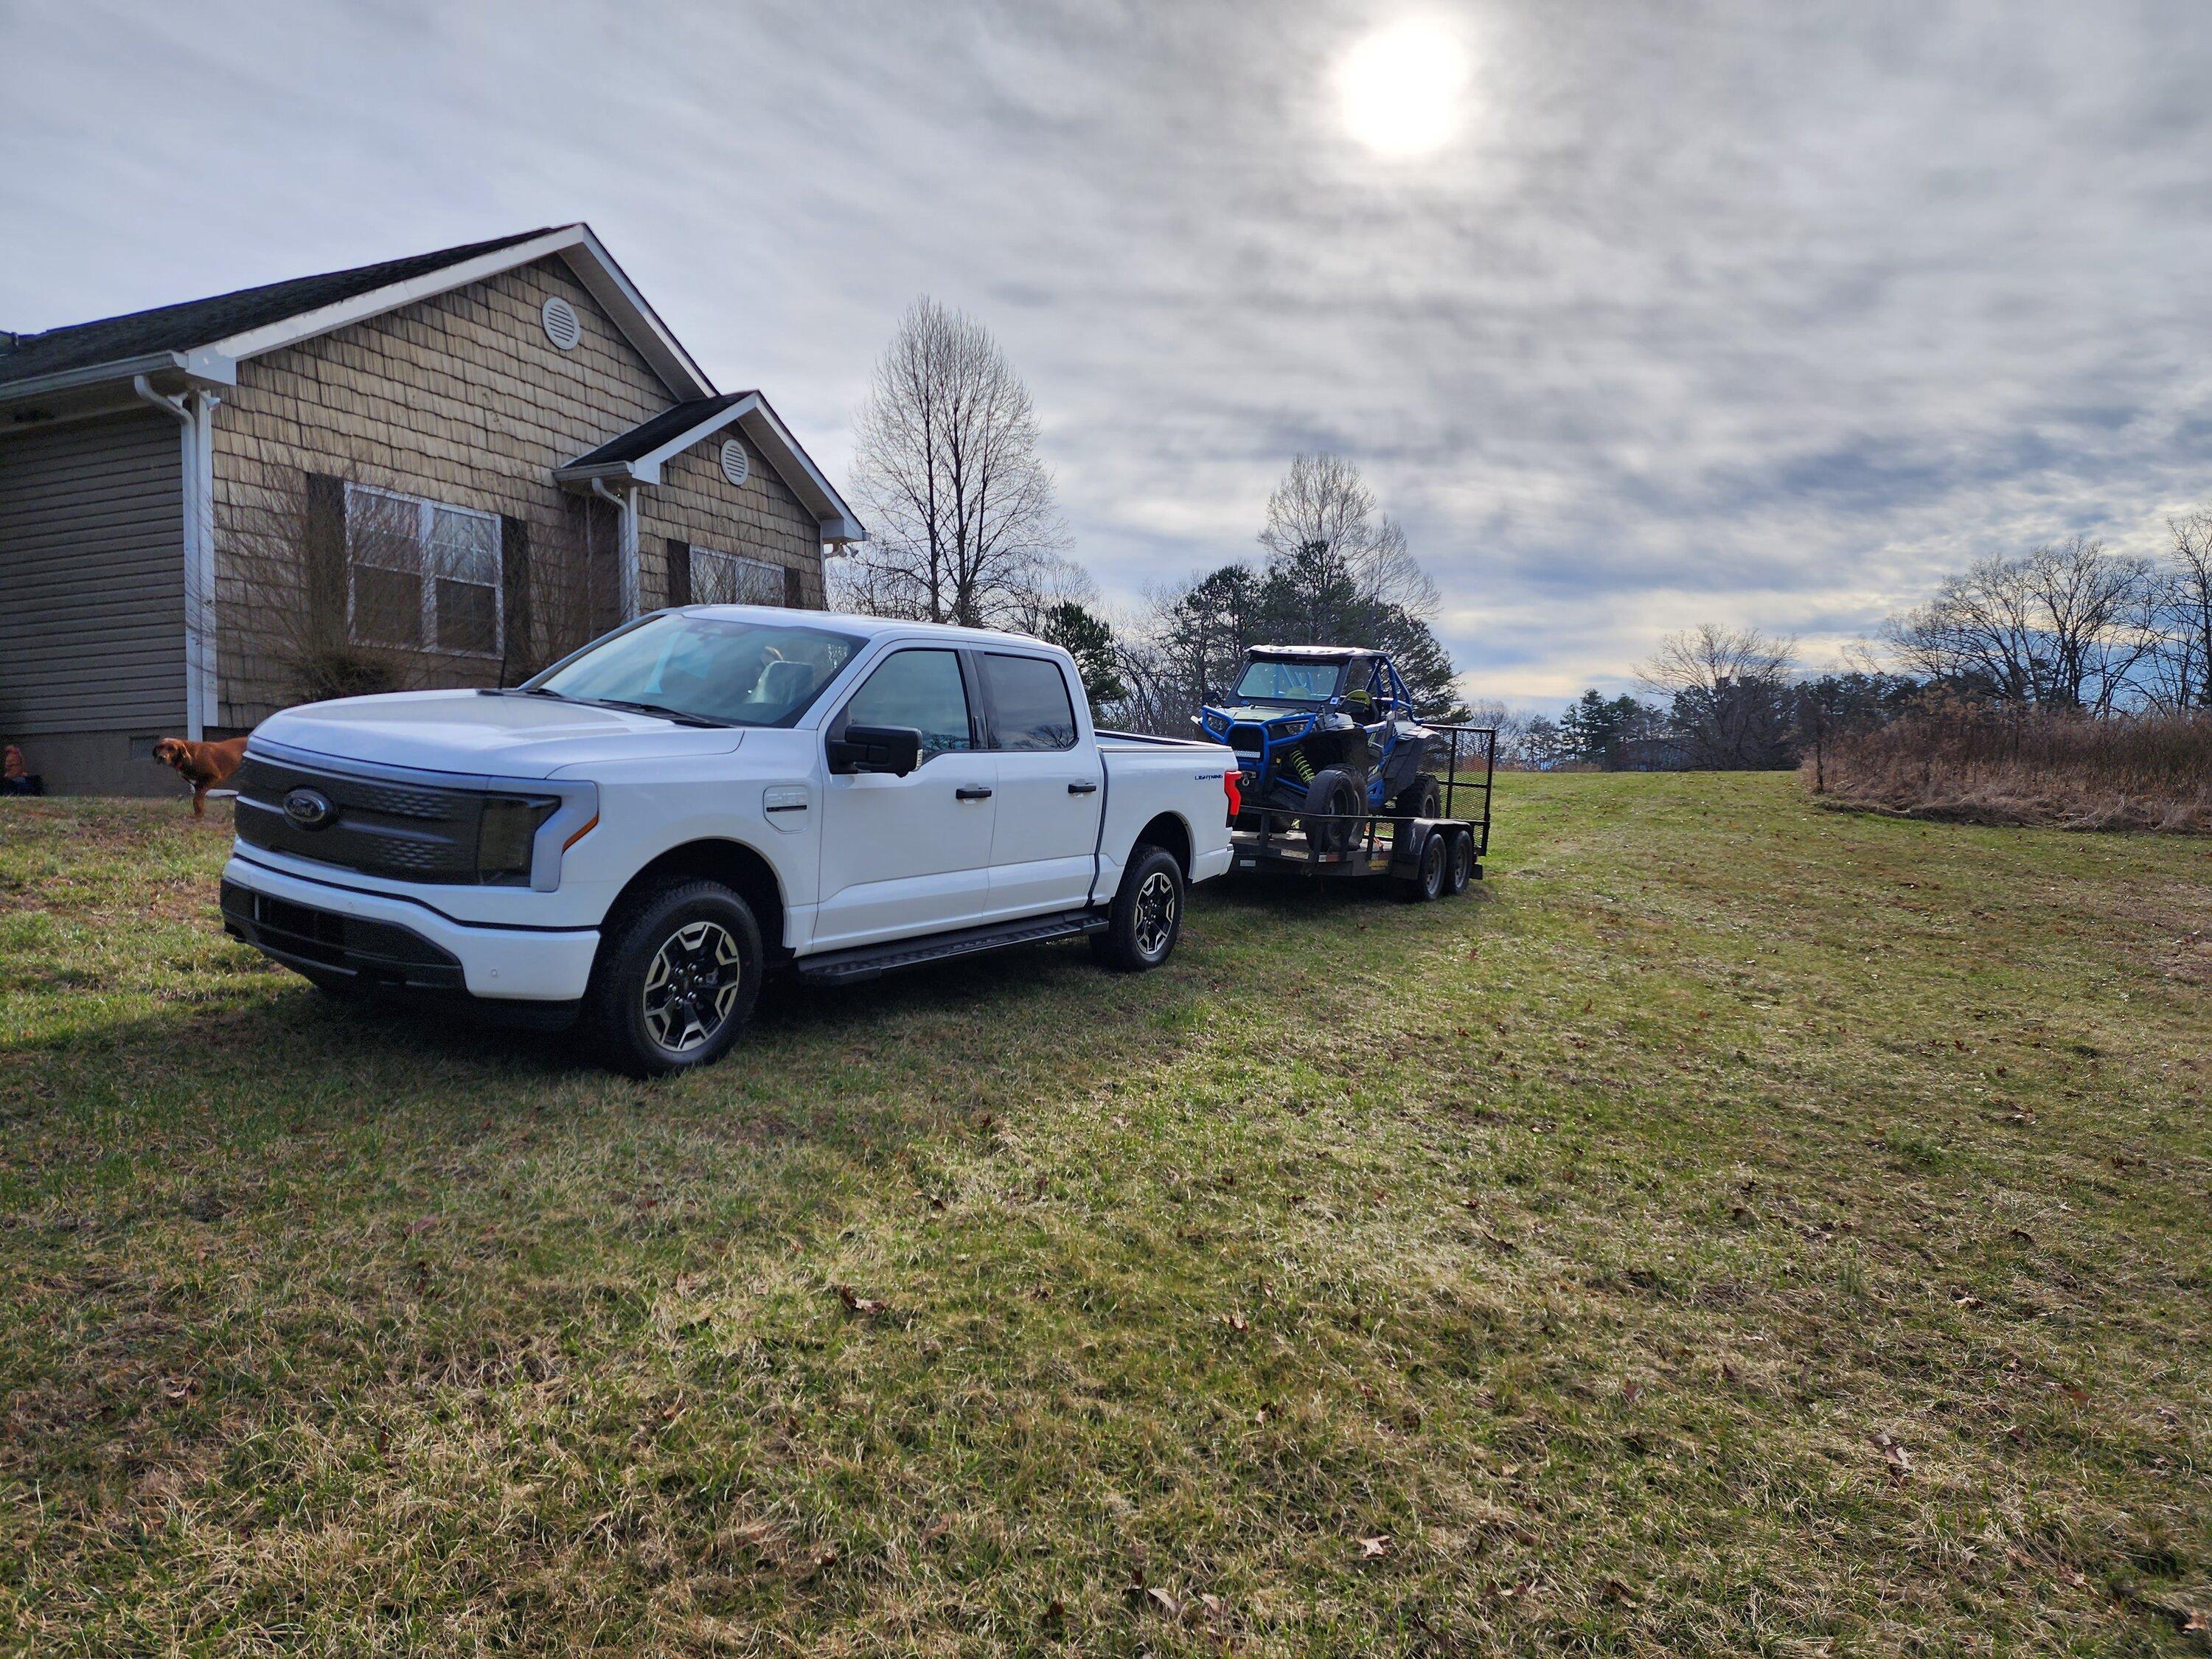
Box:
251, 690, 745, 780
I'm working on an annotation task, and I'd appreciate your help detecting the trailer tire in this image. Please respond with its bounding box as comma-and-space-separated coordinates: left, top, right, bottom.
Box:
1444, 827, 1475, 895
1301, 767, 1366, 855
1091, 844, 1186, 973
1396, 827, 1448, 902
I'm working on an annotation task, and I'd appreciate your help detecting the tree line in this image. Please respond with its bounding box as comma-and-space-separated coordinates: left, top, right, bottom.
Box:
1507, 521, 2212, 772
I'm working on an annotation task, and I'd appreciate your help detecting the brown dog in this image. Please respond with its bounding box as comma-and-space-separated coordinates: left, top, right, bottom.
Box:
153, 735, 249, 816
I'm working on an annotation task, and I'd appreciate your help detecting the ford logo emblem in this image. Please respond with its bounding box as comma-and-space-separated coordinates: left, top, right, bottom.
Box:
282, 787, 336, 830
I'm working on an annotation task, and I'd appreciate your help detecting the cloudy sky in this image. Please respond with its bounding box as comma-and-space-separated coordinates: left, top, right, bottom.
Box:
5, 0, 2208, 706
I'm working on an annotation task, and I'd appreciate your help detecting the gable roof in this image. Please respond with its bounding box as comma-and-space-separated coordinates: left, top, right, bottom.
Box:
0, 229, 552, 385
0, 224, 714, 401
556, 391, 865, 546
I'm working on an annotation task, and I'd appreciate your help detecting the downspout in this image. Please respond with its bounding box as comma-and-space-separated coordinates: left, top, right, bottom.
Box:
133, 375, 220, 741
590, 477, 639, 622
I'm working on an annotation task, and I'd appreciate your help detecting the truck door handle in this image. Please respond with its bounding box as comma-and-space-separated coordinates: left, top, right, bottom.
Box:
1068, 780, 1099, 795
956, 785, 994, 801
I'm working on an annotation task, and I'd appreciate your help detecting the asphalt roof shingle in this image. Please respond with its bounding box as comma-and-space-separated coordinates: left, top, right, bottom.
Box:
560, 392, 761, 470
0, 228, 560, 387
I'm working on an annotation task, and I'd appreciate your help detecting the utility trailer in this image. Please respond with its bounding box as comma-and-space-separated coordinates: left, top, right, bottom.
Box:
1228, 723, 1496, 902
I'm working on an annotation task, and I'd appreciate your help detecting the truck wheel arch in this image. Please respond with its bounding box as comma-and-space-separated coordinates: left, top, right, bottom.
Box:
1134, 812, 1192, 877
607, 840, 787, 959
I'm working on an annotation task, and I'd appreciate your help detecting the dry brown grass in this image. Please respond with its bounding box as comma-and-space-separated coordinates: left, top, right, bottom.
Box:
1809, 704, 2212, 832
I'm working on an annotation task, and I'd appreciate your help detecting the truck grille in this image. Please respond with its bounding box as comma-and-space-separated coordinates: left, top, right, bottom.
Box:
232, 754, 490, 883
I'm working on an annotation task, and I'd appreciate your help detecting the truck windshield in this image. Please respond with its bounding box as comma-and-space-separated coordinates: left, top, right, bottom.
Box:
527, 613, 865, 728
1234, 658, 1345, 705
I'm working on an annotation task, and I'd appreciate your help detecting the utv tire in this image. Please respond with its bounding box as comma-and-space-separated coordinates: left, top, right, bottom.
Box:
1444, 827, 1475, 896
1301, 767, 1366, 855
582, 879, 763, 1077
1091, 844, 1186, 973
1396, 827, 1449, 902
1394, 771, 1443, 823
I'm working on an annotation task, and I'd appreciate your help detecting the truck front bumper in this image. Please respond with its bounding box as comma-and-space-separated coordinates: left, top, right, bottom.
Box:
220, 855, 600, 1002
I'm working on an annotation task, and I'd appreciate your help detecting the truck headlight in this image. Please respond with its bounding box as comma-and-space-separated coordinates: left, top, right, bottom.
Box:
476, 795, 560, 885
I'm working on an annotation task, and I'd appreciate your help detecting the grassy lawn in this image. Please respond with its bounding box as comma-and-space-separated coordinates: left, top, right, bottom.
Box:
2, 773, 2208, 1655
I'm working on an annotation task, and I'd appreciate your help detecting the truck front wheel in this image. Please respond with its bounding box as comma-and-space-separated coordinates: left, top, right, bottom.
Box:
1091, 844, 1186, 973
582, 879, 764, 1077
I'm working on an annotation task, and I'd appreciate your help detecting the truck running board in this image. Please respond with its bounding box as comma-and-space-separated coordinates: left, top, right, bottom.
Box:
796, 910, 1107, 984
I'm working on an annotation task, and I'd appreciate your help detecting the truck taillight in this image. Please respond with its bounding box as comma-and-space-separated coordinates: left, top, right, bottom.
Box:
1223, 768, 1243, 821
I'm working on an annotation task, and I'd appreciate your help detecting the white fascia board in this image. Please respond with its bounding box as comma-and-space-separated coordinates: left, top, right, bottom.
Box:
552, 227, 715, 402
734, 396, 866, 544
205, 226, 716, 401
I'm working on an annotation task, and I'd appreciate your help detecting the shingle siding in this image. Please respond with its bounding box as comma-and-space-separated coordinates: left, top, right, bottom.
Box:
208, 255, 826, 726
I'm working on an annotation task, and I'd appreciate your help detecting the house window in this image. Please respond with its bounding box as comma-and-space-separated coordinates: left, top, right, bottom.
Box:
689, 545, 785, 607
344, 484, 502, 656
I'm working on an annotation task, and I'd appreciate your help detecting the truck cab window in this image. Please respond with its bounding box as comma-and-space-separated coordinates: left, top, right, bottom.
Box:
981, 653, 1078, 751
841, 650, 975, 761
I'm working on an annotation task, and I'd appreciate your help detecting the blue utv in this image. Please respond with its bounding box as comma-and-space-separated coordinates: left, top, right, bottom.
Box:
1197, 644, 1495, 900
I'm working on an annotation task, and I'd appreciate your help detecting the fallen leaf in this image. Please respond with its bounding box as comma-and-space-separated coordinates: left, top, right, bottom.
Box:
1040, 1600, 1065, 1628
2181, 1609, 2208, 1634
1953, 1293, 1986, 1310
1620, 1381, 1643, 1405
1200, 1593, 1225, 1618
919, 1514, 955, 1545
1721, 1361, 1741, 1385
1360, 1535, 1391, 1559
406, 1216, 435, 1237
2008, 1228, 2036, 1244
2060, 1383, 2089, 1408
1225, 1313, 1248, 1333
1146, 1587, 1183, 1618
834, 1284, 887, 1315
1872, 1432, 1912, 1480
2006, 1423, 2025, 1445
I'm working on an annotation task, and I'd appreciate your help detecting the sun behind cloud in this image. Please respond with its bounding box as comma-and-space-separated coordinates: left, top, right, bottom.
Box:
1334, 16, 1472, 159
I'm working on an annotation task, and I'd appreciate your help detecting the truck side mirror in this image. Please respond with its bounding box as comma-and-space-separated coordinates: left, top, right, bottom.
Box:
827, 724, 924, 777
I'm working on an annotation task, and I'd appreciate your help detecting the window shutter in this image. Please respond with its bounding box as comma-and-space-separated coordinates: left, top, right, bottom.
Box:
305, 472, 347, 641
783, 563, 806, 609
667, 538, 691, 606
500, 515, 532, 681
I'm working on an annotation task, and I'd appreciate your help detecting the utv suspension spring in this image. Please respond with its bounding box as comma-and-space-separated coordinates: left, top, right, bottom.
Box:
1284, 750, 1315, 784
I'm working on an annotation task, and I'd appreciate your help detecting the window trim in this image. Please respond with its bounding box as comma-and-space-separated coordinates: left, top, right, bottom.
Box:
975, 649, 1080, 754
828, 645, 983, 767
343, 482, 504, 659
684, 543, 785, 608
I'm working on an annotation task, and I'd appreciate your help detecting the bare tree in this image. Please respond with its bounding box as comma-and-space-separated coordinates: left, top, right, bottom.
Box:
1638, 624, 1800, 768
1885, 538, 2157, 712
1255, 453, 1437, 641
836, 297, 1068, 628
2144, 509, 2212, 713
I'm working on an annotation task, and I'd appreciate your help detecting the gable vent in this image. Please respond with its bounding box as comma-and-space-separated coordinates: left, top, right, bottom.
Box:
720, 439, 751, 487
540, 296, 582, 350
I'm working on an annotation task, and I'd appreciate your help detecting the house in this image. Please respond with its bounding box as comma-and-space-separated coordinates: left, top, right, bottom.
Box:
0, 224, 863, 794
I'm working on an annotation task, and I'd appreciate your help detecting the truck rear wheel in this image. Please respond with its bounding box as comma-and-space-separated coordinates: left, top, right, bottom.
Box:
582, 879, 763, 1077
1091, 844, 1186, 973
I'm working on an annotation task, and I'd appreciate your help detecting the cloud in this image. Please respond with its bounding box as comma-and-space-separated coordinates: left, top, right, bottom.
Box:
4, 0, 2208, 707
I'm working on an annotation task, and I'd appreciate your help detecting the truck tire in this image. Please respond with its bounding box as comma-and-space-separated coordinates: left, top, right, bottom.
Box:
581, 879, 763, 1077
1394, 772, 1442, 822
1301, 767, 1366, 855
1395, 827, 1448, 902
1090, 844, 1186, 973
1444, 827, 1475, 895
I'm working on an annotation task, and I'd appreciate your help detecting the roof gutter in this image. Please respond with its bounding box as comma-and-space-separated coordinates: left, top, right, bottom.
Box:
1, 348, 236, 406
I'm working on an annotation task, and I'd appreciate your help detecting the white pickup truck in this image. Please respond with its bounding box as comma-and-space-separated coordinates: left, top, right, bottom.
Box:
219, 608, 1236, 1074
